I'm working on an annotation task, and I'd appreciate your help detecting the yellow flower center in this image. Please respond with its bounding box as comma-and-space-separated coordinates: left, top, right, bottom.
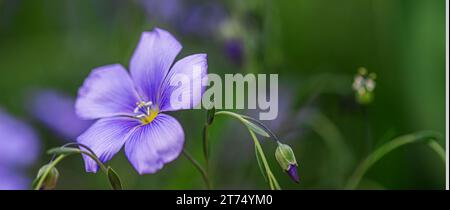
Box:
133, 101, 158, 125
140, 108, 158, 125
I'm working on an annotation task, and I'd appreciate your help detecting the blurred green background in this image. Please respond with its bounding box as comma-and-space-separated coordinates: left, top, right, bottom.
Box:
0, 0, 446, 189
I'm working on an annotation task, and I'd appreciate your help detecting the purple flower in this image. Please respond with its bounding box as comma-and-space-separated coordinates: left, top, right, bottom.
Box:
224, 39, 244, 67
287, 164, 300, 183
0, 168, 29, 190
180, 2, 228, 38
76, 28, 207, 174
140, 1, 245, 66
0, 108, 40, 190
140, 0, 184, 24
0, 108, 40, 168
29, 89, 93, 140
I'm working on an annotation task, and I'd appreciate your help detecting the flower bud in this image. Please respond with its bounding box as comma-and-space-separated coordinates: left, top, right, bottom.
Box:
287, 164, 300, 183
275, 142, 299, 183
36, 164, 59, 190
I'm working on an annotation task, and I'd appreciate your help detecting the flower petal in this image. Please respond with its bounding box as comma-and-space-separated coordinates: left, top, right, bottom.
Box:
0, 109, 40, 168
29, 89, 93, 140
76, 64, 141, 119
77, 117, 140, 173
159, 54, 207, 111
0, 168, 30, 190
129, 28, 182, 102
124, 114, 184, 174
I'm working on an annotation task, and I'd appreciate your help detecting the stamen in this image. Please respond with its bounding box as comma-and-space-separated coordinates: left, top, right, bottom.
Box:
133, 101, 158, 125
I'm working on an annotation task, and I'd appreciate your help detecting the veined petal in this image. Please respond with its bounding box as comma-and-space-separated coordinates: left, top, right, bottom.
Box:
77, 117, 140, 173
124, 114, 184, 174
76, 64, 141, 119
159, 54, 207, 112
130, 28, 182, 103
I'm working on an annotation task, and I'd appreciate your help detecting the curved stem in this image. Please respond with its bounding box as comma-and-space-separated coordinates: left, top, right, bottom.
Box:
215, 111, 247, 124
182, 149, 212, 190
215, 111, 281, 190
345, 131, 444, 189
34, 155, 67, 190
35, 148, 109, 190
49, 142, 107, 173
250, 130, 280, 190
202, 124, 210, 173
427, 141, 446, 162
79, 150, 108, 173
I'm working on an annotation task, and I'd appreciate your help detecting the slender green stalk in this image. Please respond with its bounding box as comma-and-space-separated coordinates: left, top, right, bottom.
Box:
34, 155, 67, 190
215, 110, 281, 190
202, 124, 210, 172
79, 150, 108, 173
182, 149, 212, 190
35, 148, 109, 190
427, 141, 446, 162
345, 131, 444, 189
249, 130, 280, 190
215, 111, 247, 124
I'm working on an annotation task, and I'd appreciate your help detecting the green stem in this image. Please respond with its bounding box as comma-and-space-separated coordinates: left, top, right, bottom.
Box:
79, 150, 108, 173
215, 111, 247, 124
34, 155, 67, 190
249, 130, 280, 190
427, 140, 446, 162
202, 124, 210, 172
345, 131, 444, 189
182, 149, 212, 190
35, 148, 109, 190
216, 111, 281, 190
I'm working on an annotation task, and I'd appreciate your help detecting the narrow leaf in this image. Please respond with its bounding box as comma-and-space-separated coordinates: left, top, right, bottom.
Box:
241, 116, 273, 138
47, 147, 81, 155
107, 167, 123, 190
244, 119, 270, 137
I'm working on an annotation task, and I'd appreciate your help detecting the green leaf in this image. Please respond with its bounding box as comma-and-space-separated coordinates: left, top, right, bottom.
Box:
107, 167, 123, 190
241, 115, 273, 138
345, 131, 444, 189
47, 147, 81, 155
243, 119, 270, 137
255, 145, 268, 182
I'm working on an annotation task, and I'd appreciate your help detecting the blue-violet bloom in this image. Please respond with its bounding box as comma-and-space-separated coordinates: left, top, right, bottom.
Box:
29, 89, 93, 140
75, 28, 207, 174
0, 108, 40, 190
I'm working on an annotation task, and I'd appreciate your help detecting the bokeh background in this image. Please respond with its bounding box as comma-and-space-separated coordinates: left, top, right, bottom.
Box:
0, 0, 446, 189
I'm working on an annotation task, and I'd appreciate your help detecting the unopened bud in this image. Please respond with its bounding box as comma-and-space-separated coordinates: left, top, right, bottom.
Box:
287, 164, 300, 183
36, 164, 59, 190
275, 142, 299, 183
